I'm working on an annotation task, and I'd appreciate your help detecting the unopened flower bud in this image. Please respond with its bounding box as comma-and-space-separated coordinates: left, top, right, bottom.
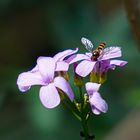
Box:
74, 101, 81, 112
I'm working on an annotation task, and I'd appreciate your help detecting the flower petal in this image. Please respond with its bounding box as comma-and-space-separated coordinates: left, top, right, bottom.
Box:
54, 76, 74, 101
30, 65, 39, 73
99, 47, 122, 60
76, 60, 96, 77
91, 107, 101, 115
89, 92, 108, 114
53, 48, 78, 62
110, 60, 128, 67
85, 82, 101, 95
39, 83, 60, 108
55, 61, 69, 71
37, 57, 55, 82
66, 54, 90, 64
17, 71, 43, 92
98, 60, 110, 73
85, 52, 92, 57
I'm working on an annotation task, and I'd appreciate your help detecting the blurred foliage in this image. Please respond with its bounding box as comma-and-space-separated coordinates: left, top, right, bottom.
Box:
0, 0, 140, 140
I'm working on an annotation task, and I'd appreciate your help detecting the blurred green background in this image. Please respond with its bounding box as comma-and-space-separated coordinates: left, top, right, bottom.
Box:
0, 0, 140, 140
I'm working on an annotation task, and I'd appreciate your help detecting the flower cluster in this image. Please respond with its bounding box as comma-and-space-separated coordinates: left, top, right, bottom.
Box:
17, 37, 127, 116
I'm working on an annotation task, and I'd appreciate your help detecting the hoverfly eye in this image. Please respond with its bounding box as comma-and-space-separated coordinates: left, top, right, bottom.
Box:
93, 52, 96, 56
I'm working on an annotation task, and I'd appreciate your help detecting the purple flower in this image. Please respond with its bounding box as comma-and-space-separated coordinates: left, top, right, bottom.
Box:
17, 49, 78, 108
66, 38, 127, 77
85, 82, 108, 115
53, 48, 78, 71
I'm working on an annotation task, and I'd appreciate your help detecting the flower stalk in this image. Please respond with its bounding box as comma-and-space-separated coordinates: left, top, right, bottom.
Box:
81, 118, 89, 140
78, 86, 91, 140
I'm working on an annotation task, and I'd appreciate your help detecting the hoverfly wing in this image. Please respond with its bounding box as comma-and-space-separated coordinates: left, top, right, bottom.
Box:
99, 46, 121, 60
81, 37, 93, 52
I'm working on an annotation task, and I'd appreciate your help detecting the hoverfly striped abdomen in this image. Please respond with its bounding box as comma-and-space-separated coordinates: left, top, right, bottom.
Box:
98, 42, 106, 51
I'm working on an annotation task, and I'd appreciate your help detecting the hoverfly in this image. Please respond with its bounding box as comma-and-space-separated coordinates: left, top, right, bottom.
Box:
81, 37, 121, 61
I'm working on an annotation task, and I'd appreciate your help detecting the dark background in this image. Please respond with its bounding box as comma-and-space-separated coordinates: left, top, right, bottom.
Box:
0, 0, 140, 140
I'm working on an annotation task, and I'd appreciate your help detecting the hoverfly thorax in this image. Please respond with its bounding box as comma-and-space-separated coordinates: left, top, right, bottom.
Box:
91, 50, 100, 61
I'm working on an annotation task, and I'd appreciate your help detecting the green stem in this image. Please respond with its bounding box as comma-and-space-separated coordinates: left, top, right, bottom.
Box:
79, 86, 84, 111
81, 118, 89, 140
62, 100, 81, 121
79, 86, 83, 99
60, 91, 81, 121
78, 86, 90, 140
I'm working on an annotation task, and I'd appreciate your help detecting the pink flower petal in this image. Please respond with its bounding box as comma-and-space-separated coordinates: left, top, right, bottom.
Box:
85, 82, 101, 95
92, 108, 101, 115
54, 76, 74, 101
53, 48, 78, 62
89, 92, 108, 114
55, 61, 69, 71
85, 52, 92, 57
39, 83, 60, 108
66, 54, 90, 64
99, 47, 122, 60
110, 60, 128, 67
17, 72, 43, 92
76, 60, 96, 77
37, 57, 55, 82
30, 65, 39, 72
